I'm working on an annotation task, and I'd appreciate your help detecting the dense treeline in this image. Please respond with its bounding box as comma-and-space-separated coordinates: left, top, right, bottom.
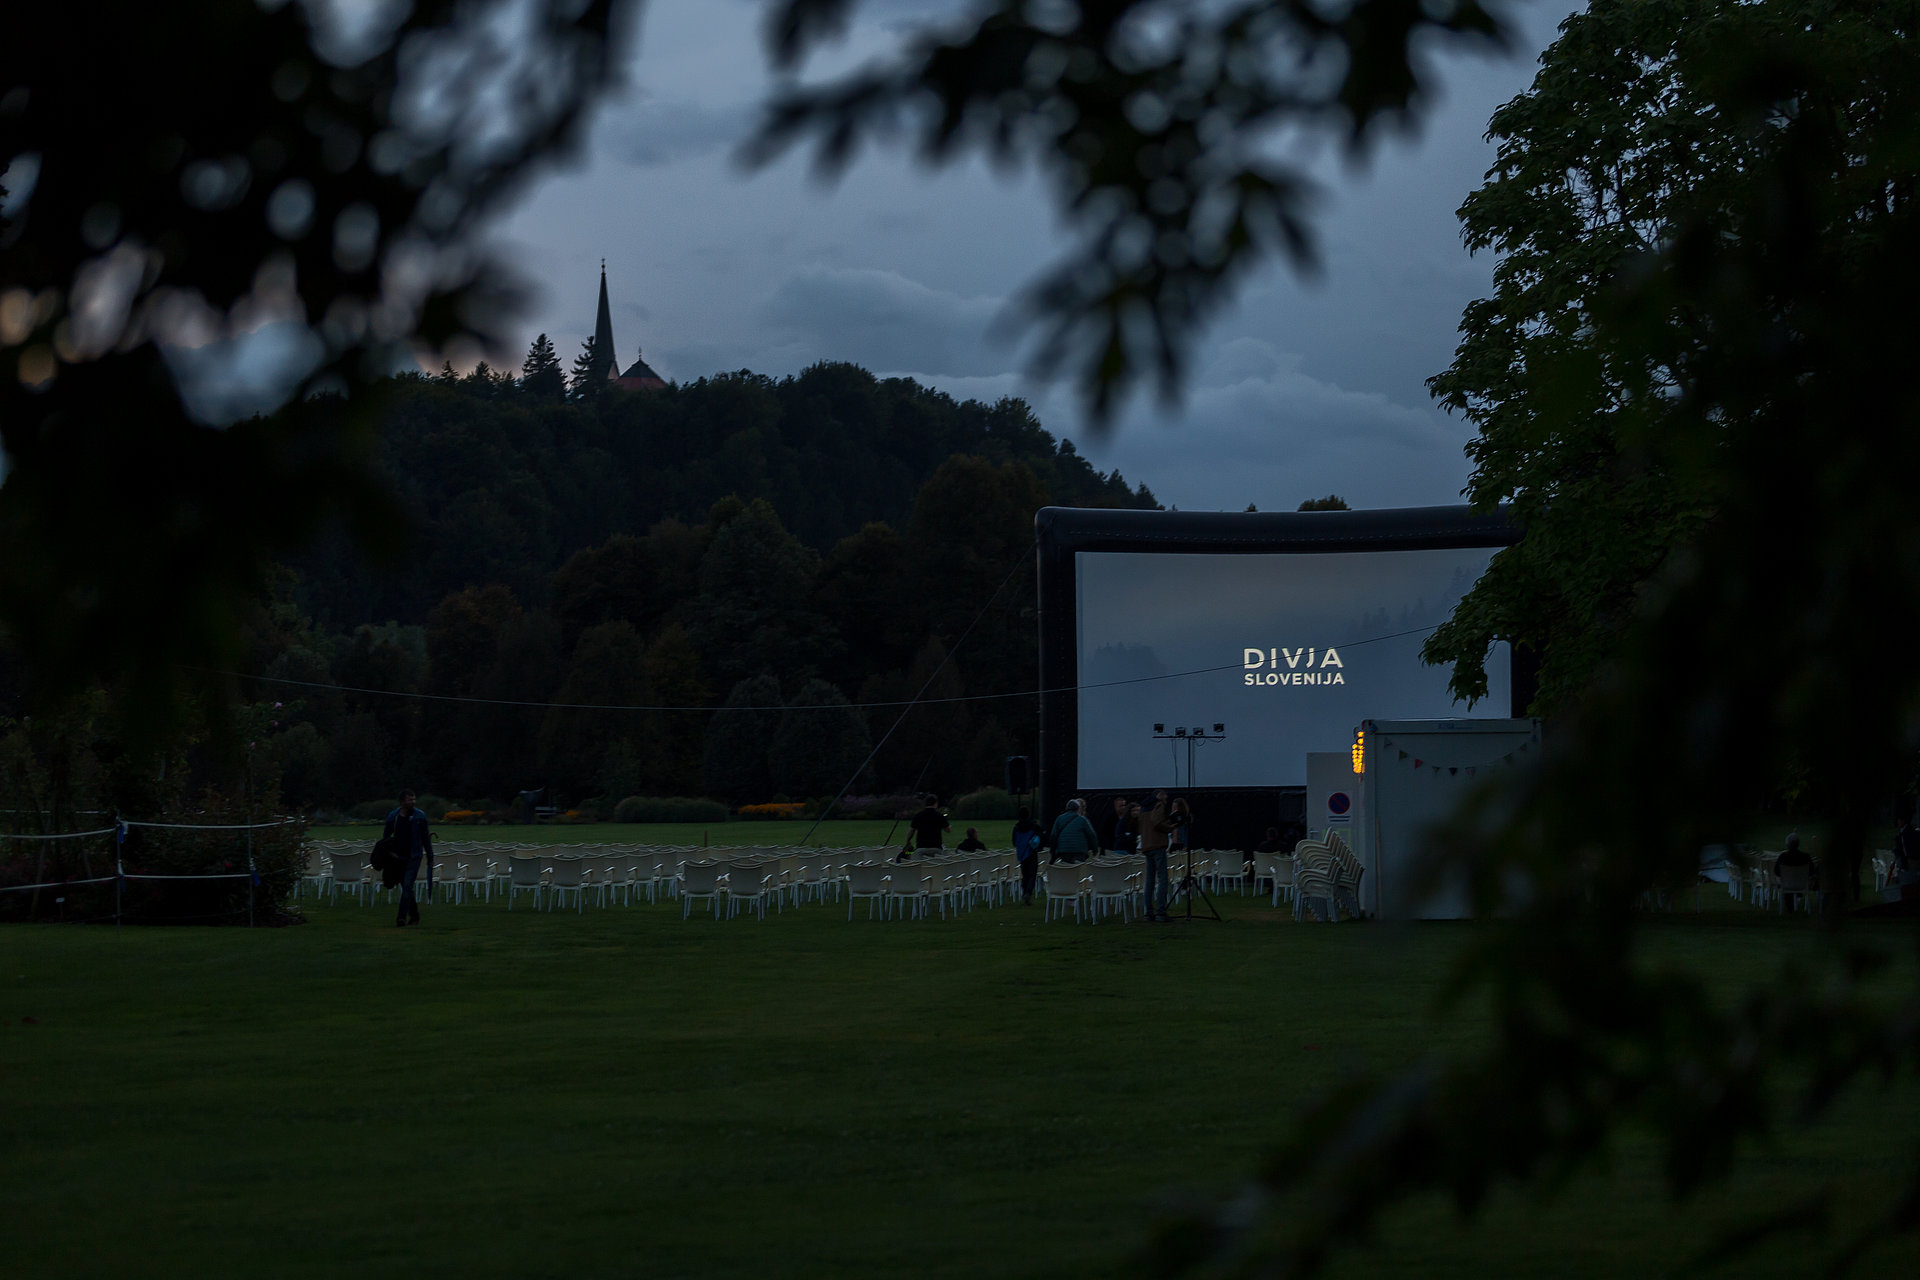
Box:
215, 361, 1156, 815
294, 359, 1151, 626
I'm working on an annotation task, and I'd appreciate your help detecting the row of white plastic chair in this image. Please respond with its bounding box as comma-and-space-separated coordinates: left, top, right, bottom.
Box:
303, 847, 1019, 916
297, 843, 1322, 921
1725, 851, 1826, 913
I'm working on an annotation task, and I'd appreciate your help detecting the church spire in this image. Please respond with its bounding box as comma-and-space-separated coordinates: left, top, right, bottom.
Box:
590, 259, 616, 383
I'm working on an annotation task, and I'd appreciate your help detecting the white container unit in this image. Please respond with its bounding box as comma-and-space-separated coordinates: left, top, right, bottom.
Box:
1305, 751, 1362, 845
1357, 718, 1543, 920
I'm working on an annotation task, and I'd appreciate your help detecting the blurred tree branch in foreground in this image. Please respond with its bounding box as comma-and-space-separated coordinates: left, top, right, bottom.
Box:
1147, 0, 1920, 1273
0, 0, 622, 725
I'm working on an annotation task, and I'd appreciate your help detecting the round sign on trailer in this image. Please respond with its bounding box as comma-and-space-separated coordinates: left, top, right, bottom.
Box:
1328, 792, 1351, 815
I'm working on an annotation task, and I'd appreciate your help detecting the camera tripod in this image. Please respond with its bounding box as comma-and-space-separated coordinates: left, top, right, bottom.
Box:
1166, 842, 1222, 922
1150, 724, 1226, 923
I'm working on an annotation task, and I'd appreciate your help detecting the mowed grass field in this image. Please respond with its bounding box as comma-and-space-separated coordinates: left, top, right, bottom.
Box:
4, 882, 1916, 1279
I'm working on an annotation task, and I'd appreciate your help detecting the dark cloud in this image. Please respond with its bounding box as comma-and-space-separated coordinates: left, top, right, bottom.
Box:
902, 338, 1472, 512
760, 264, 1005, 377
491, 0, 1585, 510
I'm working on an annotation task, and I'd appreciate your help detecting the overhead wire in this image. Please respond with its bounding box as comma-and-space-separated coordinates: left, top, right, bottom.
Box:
200, 624, 1446, 716
799, 539, 1036, 846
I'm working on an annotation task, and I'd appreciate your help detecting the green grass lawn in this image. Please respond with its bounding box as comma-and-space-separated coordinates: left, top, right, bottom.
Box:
307, 819, 1023, 850
3, 890, 1915, 1279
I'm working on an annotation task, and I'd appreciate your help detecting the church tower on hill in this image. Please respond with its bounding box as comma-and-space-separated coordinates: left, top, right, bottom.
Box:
589, 261, 617, 384
588, 262, 668, 392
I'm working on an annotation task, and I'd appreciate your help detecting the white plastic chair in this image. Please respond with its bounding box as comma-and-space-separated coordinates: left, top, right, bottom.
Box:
724, 860, 772, 920
327, 852, 371, 906
506, 855, 546, 911
884, 865, 931, 920
1211, 851, 1248, 896
1089, 860, 1134, 923
1294, 849, 1339, 922
548, 858, 588, 912
846, 863, 888, 919
296, 846, 329, 902
928, 859, 967, 918
1775, 863, 1817, 914
1262, 854, 1295, 907
1752, 852, 1785, 909
1045, 861, 1088, 922
680, 862, 722, 919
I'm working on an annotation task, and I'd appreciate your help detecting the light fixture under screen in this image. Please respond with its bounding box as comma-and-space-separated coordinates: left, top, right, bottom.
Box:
1174, 726, 1188, 737
1153, 723, 1165, 734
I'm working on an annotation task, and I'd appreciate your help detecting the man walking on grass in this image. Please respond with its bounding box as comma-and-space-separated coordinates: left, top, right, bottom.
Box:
384, 790, 433, 927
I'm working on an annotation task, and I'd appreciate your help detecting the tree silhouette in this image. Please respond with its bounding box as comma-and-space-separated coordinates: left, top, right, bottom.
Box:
520, 334, 564, 400
569, 335, 604, 400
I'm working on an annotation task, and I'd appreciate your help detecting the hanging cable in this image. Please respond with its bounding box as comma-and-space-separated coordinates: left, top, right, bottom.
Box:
799, 540, 1035, 847
199, 624, 1444, 715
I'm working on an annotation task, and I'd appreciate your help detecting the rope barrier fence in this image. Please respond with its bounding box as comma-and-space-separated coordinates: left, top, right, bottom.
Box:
0, 817, 303, 927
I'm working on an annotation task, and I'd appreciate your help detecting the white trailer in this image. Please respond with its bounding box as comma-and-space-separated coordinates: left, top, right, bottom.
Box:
1356, 718, 1543, 920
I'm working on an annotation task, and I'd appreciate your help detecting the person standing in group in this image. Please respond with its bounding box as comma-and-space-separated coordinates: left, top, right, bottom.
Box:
1893, 810, 1920, 893
1012, 806, 1042, 904
1139, 790, 1178, 922
1168, 797, 1192, 854
909, 794, 949, 853
384, 790, 434, 928
1108, 795, 1131, 853
1122, 801, 1143, 854
1046, 797, 1100, 863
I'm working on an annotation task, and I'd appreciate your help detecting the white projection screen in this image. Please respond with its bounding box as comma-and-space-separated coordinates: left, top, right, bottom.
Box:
1038, 508, 1517, 798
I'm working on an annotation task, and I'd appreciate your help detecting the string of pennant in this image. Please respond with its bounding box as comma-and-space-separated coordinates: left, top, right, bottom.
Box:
1374, 733, 1538, 776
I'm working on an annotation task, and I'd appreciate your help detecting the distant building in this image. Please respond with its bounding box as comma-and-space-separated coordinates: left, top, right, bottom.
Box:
615, 349, 666, 392
590, 262, 668, 393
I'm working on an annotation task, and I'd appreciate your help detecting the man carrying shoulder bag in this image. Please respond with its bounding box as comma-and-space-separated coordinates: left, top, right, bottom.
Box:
383, 790, 433, 928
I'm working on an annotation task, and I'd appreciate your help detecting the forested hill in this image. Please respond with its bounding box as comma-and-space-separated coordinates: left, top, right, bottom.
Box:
294, 360, 1156, 628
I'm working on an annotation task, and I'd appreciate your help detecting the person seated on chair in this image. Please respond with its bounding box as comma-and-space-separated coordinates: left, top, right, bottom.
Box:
956, 826, 987, 852
1045, 798, 1100, 864
1254, 826, 1285, 854
1774, 832, 1818, 897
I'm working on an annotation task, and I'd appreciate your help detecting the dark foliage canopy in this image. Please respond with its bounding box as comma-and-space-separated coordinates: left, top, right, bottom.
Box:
292, 362, 1152, 627
1156, 2, 1920, 1273
0, 0, 622, 722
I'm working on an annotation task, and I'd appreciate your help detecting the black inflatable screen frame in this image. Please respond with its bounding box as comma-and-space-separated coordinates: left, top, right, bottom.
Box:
1033, 504, 1526, 823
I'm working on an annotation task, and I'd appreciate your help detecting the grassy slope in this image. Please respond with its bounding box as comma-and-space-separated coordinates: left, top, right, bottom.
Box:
2, 895, 1914, 1279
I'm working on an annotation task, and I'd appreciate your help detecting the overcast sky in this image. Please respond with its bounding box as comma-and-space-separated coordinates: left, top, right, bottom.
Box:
493, 0, 1579, 514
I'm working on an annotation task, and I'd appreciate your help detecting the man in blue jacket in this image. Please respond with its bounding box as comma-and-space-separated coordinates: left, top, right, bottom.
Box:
384, 790, 434, 927
1046, 797, 1100, 863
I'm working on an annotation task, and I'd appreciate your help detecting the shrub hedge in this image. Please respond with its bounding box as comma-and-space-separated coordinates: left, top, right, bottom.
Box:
953, 787, 1018, 819
612, 796, 729, 824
